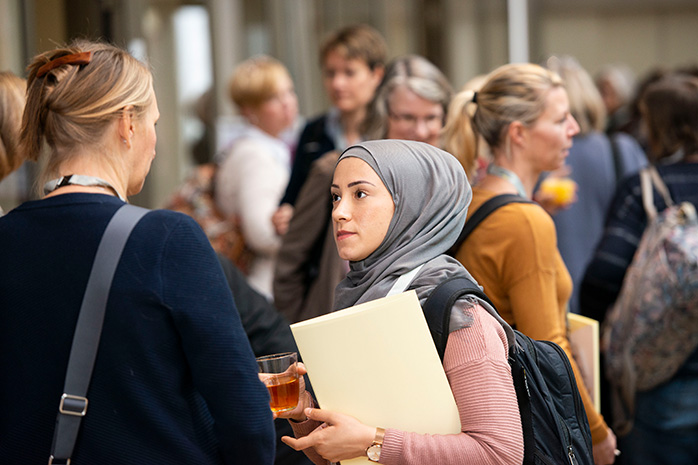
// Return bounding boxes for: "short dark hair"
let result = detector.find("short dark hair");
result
[319,24,387,71]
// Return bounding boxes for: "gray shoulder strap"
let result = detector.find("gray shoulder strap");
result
[50,204,148,464]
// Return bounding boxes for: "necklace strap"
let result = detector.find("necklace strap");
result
[486,164,528,199]
[44,175,126,202]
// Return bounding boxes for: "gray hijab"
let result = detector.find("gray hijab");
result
[333,140,477,310]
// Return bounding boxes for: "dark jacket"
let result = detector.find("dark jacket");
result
[280,114,336,207]
[274,151,347,324]
[217,254,313,465]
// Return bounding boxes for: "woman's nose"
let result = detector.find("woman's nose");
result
[568,115,581,136]
[332,198,350,222]
[284,90,297,107]
[331,74,347,90]
[414,120,431,140]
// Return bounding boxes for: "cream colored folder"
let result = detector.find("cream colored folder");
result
[290,290,461,465]
[568,313,600,412]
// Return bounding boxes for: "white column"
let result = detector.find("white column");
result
[0,0,26,72]
[208,0,245,120]
[442,0,481,89]
[136,3,183,208]
[507,0,529,63]
[266,0,320,117]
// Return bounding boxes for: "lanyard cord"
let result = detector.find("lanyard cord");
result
[486,164,528,199]
[44,175,126,202]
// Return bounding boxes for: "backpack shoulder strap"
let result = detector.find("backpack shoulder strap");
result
[609,134,624,184]
[422,276,495,361]
[447,194,533,257]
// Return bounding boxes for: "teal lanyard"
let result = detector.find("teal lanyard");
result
[487,164,528,199]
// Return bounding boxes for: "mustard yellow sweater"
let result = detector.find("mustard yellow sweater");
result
[455,188,608,445]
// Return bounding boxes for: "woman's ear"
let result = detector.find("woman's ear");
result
[371,65,385,88]
[118,106,135,149]
[508,120,527,148]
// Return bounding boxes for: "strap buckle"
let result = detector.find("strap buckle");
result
[48,455,70,464]
[59,393,88,417]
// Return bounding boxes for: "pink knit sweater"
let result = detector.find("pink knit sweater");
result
[290,303,524,464]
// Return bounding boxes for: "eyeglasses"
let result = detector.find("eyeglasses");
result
[388,111,443,129]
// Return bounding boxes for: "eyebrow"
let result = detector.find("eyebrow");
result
[330,180,377,189]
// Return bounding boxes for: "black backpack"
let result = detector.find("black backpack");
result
[422,276,594,465]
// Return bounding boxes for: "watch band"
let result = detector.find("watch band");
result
[366,427,386,462]
[373,427,385,445]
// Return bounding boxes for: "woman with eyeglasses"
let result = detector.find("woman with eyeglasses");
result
[362,54,453,147]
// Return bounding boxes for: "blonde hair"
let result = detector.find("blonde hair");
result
[319,24,387,71]
[228,55,292,109]
[444,63,563,170]
[362,55,453,141]
[442,90,479,178]
[546,55,606,134]
[0,71,26,181]
[20,39,153,187]
[442,75,490,179]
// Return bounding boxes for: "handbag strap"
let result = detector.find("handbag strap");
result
[640,166,673,222]
[49,204,148,465]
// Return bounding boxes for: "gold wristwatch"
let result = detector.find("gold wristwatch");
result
[366,427,386,462]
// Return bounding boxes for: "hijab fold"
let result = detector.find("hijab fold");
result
[332,140,477,310]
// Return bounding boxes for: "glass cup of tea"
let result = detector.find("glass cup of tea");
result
[256,352,300,413]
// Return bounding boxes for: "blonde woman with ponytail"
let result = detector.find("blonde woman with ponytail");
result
[451,63,619,465]
[0,40,275,464]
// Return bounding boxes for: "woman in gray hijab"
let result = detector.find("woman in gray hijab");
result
[279,140,523,464]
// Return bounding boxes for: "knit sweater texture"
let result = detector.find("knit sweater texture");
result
[291,303,524,464]
[0,193,275,464]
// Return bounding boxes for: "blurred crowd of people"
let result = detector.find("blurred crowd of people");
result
[2,21,698,465]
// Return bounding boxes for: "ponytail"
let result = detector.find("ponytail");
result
[442,89,479,179]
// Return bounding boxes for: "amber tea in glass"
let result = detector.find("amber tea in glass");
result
[256,352,300,413]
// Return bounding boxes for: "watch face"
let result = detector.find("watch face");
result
[367,444,381,461]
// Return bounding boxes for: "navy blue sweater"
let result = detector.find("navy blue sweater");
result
[0,193,275,464]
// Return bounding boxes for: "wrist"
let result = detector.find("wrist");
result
[288,391,313,422]
[366,427,386,462]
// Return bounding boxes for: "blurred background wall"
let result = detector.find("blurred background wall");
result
[1,0,697,209]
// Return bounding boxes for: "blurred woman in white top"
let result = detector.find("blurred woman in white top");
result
[215,55,298,298]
